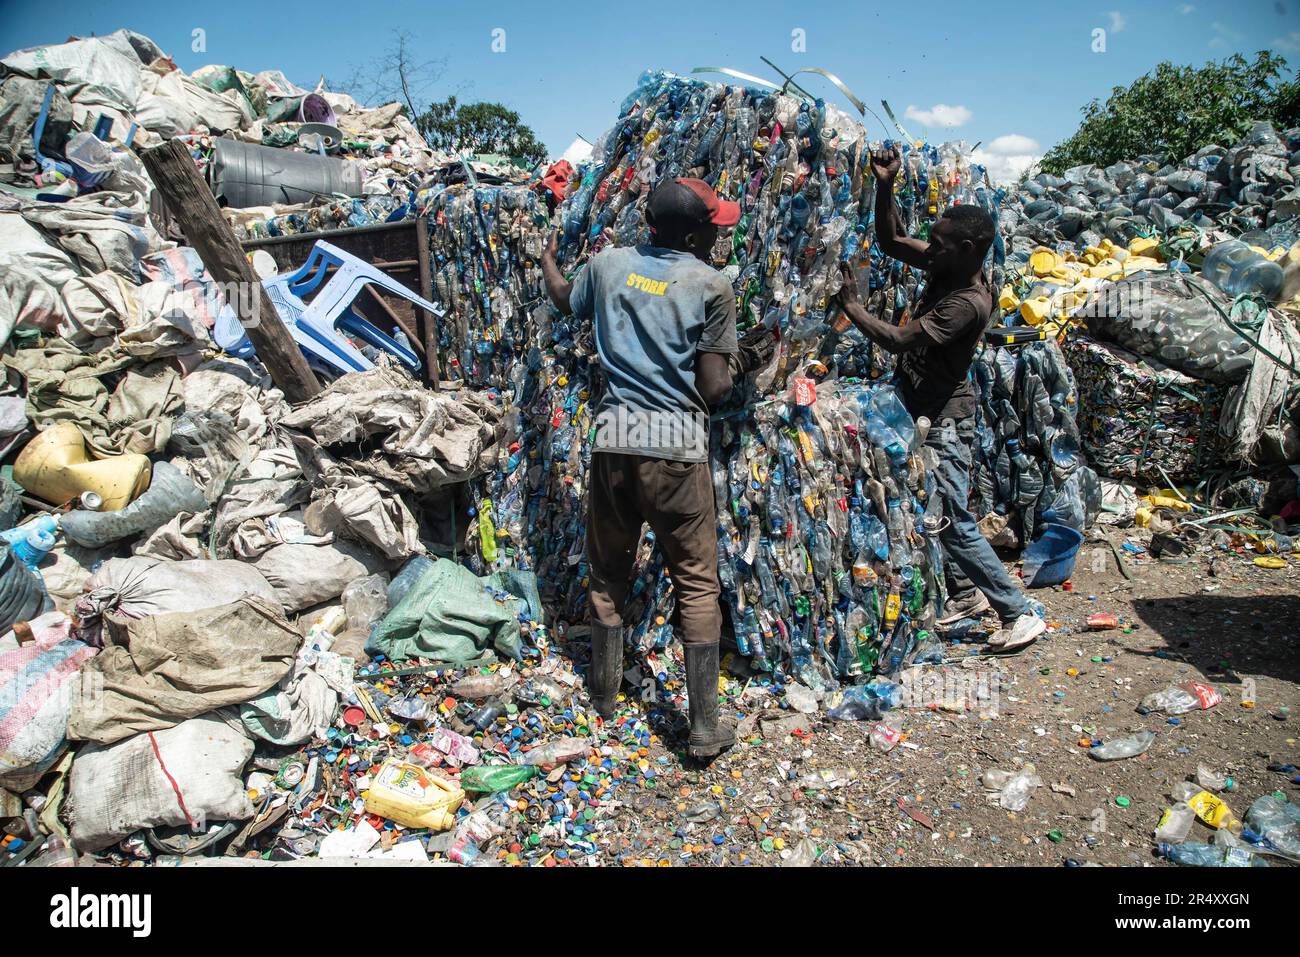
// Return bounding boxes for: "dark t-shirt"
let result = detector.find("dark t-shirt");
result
[895,279,992,423]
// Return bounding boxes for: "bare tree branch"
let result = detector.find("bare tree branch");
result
[336,30,447,117]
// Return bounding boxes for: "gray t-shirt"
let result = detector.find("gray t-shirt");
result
[570,245,738,462]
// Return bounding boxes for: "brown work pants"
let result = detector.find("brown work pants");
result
[586,451,722,646]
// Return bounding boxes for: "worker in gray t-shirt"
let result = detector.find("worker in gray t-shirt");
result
[542,177,774,759]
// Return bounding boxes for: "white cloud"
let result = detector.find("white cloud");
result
[903,103,972,128]
[1274,30,1300,52]
[1211,21,1244,44]
[972,134,1043,185]
[1107,11,1127,32]
[986,134,1042,155]
[1178,3,1195,13]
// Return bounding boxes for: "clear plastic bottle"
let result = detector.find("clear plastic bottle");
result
[997,765,1042,811]
[1195,765,1234,792]
[1243,794,1300,863]
[1158,842,1269,867]
[1138,682,1222,715]
[1154,803,1195,845]
[1089,729,1157,761]
[342,574,390,632]
[1201,239,1284,300]
[522,738,589,766]
[450,671,517,700]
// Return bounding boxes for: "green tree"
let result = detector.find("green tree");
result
[1040,52,1298,175]
[415,95,548,166]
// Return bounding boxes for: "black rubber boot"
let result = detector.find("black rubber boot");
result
[685,642,736,759]
[587,622,624,718]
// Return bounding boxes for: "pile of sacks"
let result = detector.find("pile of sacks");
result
[0,30,534,864]
[0,28,441,197]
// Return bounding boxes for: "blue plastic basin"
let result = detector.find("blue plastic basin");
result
[1021,523,1084,588]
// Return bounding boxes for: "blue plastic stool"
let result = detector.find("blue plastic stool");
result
[215,240,439,378]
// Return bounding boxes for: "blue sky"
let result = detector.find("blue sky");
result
[2,0,1297,180]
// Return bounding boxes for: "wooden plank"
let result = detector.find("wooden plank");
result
[362,284,425,358]
[141,139,322,402]
[415,217,439,388]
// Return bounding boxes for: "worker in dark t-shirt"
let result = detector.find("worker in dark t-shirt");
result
[833,145,1045,652]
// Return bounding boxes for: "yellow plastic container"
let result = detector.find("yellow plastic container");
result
[1029,249,1059,278]
[363,760,464,832]
[1141,494,1194,513]
[1128,236,1161,258]
[1020,297,1052,326]
[13,422,151,511]
[1186,790,1243,835]
[1086,259,1124,280]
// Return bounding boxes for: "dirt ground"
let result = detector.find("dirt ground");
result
[607,531,1299,867]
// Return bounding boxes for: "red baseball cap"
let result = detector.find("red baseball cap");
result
[648,177,741,231]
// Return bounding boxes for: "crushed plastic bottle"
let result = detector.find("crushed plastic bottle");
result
[1089,729,1157,761]
[1243,793,1300,863]
[1158,842,1269,867]
[1195,764,1235,792]
[784,682,820,714]
[1138,682,1223,715]
[342,574,390,633]
[1154,802,1196,845]
[984,764,1042,811]
[522,738,590,767]
[451,671,518,700]
[782,838,820,867]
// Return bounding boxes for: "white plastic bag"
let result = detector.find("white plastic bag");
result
[68,716,254,851]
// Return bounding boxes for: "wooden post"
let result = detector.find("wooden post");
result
[415,217,440,389]
[141,139,322,403]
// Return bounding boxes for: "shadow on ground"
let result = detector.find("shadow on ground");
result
[1128,592,1300,687]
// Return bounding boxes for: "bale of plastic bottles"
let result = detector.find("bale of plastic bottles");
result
[1001,121,1300,263]
[969,341,1100,549]
[464,71,1017,686]
[1062,334,1228,482]
[1075,272,1258,384]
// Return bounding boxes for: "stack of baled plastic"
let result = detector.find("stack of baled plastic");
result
[423,184,550,388]
[967,342,1101,549]
[467,71,1007,688]
[1001,122,1300,265]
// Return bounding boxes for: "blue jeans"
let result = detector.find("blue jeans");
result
[928,417,1029,624]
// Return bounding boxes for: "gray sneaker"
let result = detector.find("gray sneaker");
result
[937,592,992,627]
[989,613,1046,650]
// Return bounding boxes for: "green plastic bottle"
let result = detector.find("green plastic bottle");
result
[460,764,538,794]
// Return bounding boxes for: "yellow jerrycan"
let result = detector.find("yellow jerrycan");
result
[363,760,465,832]
[13,422,152,511]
